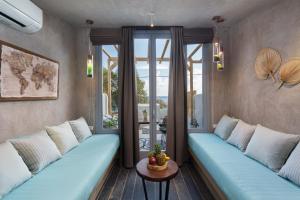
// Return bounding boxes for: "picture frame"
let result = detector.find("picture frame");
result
[0,40,59,101]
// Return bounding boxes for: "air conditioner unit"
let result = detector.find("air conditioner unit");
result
[0,0,43,33]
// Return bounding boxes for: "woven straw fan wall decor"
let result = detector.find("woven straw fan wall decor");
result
[254,48,300,89]
[278,58,300,89]
[255,48,282,82]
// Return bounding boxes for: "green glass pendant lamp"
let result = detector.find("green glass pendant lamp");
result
[86,19,94,78]
[87,54,93,78]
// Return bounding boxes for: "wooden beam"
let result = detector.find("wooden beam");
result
[191,59,202,64]
[113,45,119,52]
[102,49,111,58]
[147,46,150,64]
[109,61,118,70]
[107,61,119,116]
[159,40,170,64]
[109,56,170,62]
[189,62,194,120]
[138,57,169,62]
[107,60,112,115]
[188,44,202,60]
[108,56,172,65]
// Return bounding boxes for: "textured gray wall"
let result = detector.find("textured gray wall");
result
[0,13,78,141]
[227,0,300,134]
[75,28,96,129]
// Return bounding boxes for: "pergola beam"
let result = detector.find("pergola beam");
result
[108,57,171,63]
[192,59,202,64]
[188,44,202,60]
[107,59,118,70]
[189,59,194,120]
[159,39,170,64]
[113,45,119,52]
[107,61,118,115]
[102,49,111,58]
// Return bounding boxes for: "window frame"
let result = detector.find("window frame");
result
[186,43,212,133]
[95,45,120,134]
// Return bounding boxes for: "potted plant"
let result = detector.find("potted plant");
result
[142,109,148,122]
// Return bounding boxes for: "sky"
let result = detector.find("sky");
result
[101,41,203,98]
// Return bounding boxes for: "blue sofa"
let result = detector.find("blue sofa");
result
[188,133,300,200]
[3,134,119,200]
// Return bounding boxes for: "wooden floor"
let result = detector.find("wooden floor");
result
[97,162,214,200]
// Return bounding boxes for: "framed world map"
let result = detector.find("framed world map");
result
[0,41,59,101]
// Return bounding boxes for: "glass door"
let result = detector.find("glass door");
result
[134,31,171,158]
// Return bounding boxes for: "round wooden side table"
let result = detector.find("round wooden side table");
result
[136,158,179,200]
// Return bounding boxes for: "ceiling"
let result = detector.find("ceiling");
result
[32,0,279,28]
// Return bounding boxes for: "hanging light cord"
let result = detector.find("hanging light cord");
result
[89,69,93,131]
[88,31,91,55]
[149,0,155,27]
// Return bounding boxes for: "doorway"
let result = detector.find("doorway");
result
[134,31,171,158]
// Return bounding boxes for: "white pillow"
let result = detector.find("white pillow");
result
[279,143,300,186]
[0,142,32,198]
[10,131,62,173]
[227,120,256,151]
[46,122,79,154]
[245,125,299,171]
[214,115,238,140]
[69,117,92,142]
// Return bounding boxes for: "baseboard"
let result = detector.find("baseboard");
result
[188,148,227,200]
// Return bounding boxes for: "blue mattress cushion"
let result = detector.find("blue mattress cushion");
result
[3,134,119,200]
[188,133,300,200]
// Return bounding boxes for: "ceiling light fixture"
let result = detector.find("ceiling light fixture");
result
[149,12,155,27]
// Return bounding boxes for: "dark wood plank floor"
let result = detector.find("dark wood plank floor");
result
[97,162,214,200]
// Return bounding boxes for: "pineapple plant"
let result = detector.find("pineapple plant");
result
[154,144,161,155]
[148,144,171,167]
[154,144,170,166]
[156,152,166,166]
[147,151,155,158]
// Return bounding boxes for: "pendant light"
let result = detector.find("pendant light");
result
[148,12,155,27]
[86,19,94,78]
[212,16,225,71]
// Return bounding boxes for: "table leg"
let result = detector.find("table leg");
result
[159,181,162,200]
[165,180,170,200]
[142,178,148,200]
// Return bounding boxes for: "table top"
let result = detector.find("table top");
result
[136,158,179,182]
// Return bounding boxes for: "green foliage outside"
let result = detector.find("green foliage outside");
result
[102,68,148,128]
[103,68,118,112]
[102,69,148,110]
[136,72,148,104]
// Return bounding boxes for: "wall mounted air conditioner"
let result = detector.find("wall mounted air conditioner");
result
[0,0,43,33]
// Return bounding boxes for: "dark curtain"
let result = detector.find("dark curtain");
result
[166,27,187,166]
[119,27,139,168]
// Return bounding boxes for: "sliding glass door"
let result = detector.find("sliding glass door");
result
[134,31,171,158]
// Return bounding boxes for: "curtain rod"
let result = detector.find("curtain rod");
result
[121,26,183,30]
